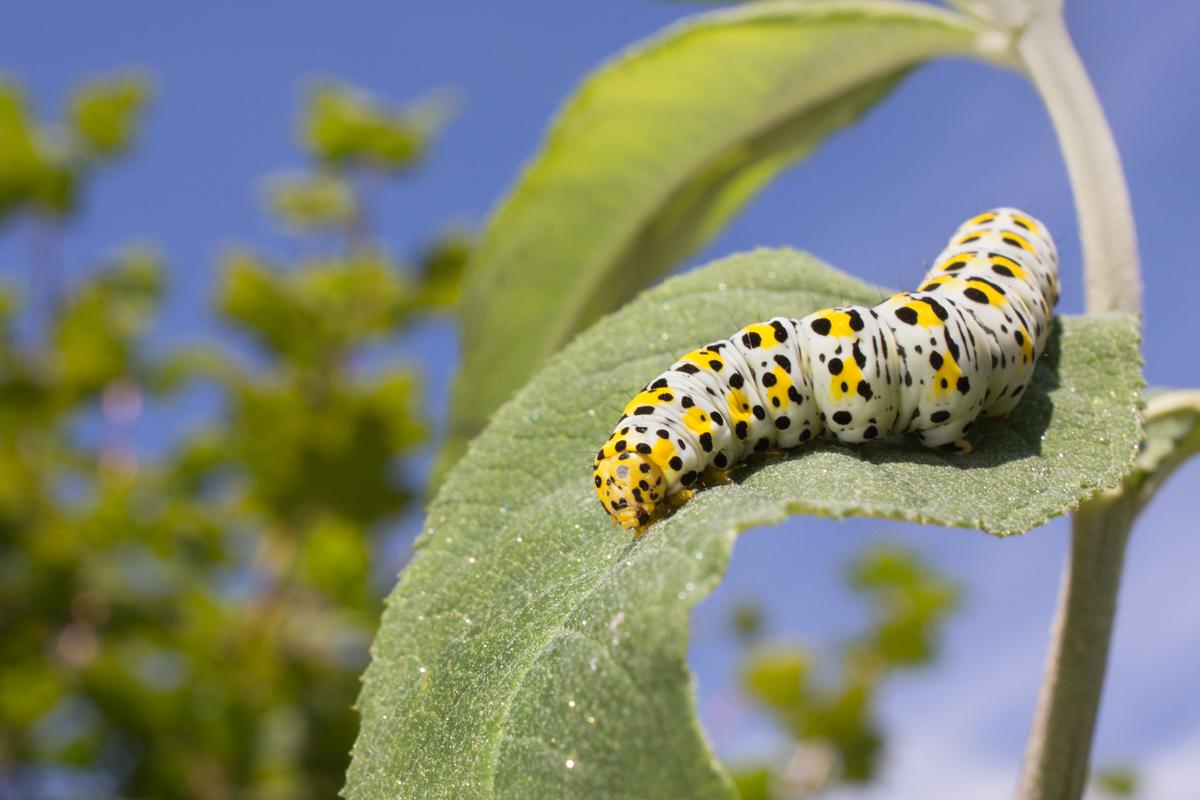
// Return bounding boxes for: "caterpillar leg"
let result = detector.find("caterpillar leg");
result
[937,439,973,455]
[742,447,787,465]
[631,489,693,539]
[631,468,726,538]
[667,489,693,507]
[700,465,736,486]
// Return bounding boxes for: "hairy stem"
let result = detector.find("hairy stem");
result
[1012,4,1145,799]
[1017,8,1140,315]
[1018,391,1200,799]
[1017,490,1137,800]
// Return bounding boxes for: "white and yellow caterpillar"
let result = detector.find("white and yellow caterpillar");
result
[594,209,1059,534]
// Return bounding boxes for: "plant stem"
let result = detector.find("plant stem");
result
[1016,8,1140,315]
[1016,490,1136,800]
[1018,390,1200,800]
[1011,5,1144,799]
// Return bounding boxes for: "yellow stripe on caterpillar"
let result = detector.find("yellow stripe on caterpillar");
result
[594,208,1058,535]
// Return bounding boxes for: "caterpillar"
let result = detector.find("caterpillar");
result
[593,208,1059,535]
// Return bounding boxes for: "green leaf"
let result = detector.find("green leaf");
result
[745,649,809,708]
[29,144,77,216]
[221,370,421,525]
[0,81,75,220]
[348,250,1141,800]
[1092,765,1139,798]
[68,73,151,159]
[730,768,774,800]
[1129,388,1200,508]
[442,0,1010,482]
[848,544,961,666]
[301,83,428,170]
[55,247,163,395]
[417,228,473,308]
[0,83,42,215]
[218,251,415,365]
[299,516,371,604]
[263,171,357,231]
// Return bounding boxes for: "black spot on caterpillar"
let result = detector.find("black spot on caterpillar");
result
[594,209,1059,534]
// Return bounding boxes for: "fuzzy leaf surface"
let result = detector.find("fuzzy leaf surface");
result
[348,249,1141,800]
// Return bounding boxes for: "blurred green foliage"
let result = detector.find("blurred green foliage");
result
[264,173,358,232]
[69,74,151,160]
[1093,764,1140,797]
[0,76,469,799]
[729,543,962,799]
[0,73,149,219]
[301,81,453,172]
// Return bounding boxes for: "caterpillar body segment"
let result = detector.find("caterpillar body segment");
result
[723,318,821,450]
[594,209,1059,535]
[875,290,991,448]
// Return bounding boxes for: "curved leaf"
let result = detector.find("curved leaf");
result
[441,0,1010,479]
[348,250,1141,800]
[1130,389,1200,508]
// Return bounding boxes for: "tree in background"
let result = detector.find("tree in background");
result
[0,74,467,800]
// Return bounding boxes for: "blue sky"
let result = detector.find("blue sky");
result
[2,1,1198,797]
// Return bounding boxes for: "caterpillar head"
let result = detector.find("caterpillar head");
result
[593,452,666,532]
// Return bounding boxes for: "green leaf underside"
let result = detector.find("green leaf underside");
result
[443,0,1001,478]
[348,250,1141,800]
